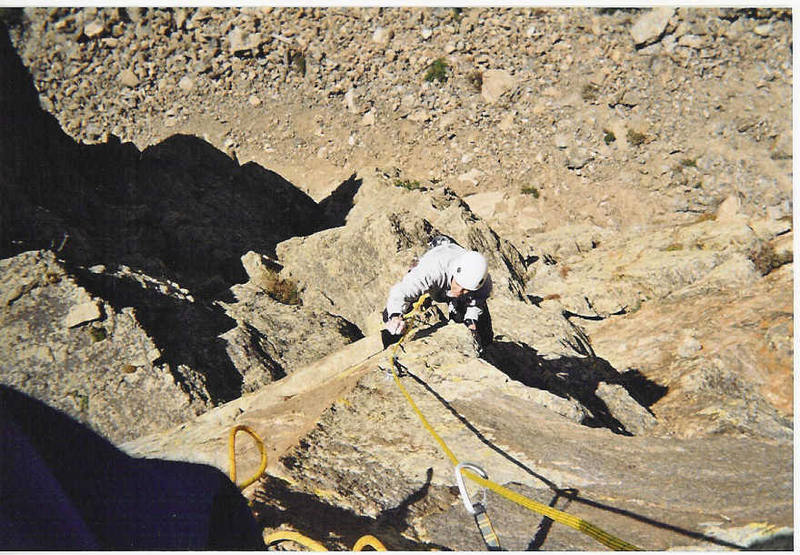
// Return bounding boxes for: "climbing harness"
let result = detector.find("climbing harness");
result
[455,462,502,551]
[388,294,642,551]
[228,424,268,490]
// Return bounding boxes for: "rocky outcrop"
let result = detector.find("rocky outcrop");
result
[0,23,366,440]
[5,7,791,238]
[276,168,528,335]
[123,321,792,551]
[0,250,205,443]
[122,162,791,547]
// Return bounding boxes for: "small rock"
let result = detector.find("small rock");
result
[565,147,593,170]
[344,89,358,114]
[372,27,393,45]
[248,95,262,107]
[617,89,642,107]
[83,19,105,39]
[65,301,102,328]
[481,69,516,104]
[753,24,772,37]
[554,134,570,149]
[716,195,740,222]
[408,109,430,122]
[498,112,514,131]
[630,7,675,46]
[678,34,705,48]
[178,76,194,91]
[677,337,703,358]
[458,168,483,185]
[361,110,375,126]
[241,250,280,286]
[421,28,433,40]
[228,28,256,54]
[119,69,139,88]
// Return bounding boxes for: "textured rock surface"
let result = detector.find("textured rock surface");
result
[277,168,528,334]
[124,323,792,551]
[6,6,791,243]
[0,25,365,439]
[0,250,205,443]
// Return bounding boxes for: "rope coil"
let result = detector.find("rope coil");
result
[265,531,387,551]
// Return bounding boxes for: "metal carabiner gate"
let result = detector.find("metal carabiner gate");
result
[454,462,502,551]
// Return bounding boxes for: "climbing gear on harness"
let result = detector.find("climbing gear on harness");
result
[455,462,502,551]
[228,425,268,490]
[387,296,643,551]
[452,250,488,291]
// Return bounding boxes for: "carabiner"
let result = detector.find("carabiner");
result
[454,462,489,515]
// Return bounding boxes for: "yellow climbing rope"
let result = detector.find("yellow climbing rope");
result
[228,424,268,490]
[264,530,327,551]
[264,530,387,551]
[352,534,388,551]
[389,295,642,551]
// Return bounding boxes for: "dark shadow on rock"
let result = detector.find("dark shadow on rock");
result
[318,172,363,228]
[570,495,745,551]
[397,361,559,492]
[527,489,577,550]
[70,265,244,404]
[251,471,449,551]
[746,532,793,550]
[409,320,449,341]
[2,22,333,297]
[0,22,358,404]
[481,340,667,436]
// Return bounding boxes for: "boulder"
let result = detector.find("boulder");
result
[630,7,675,46]
[481,69,516,104]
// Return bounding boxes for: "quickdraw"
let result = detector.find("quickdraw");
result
[455,462,502,551]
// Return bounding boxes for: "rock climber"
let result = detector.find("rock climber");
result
[382,236,493,356]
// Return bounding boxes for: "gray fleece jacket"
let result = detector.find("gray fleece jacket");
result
[385,243,492,321]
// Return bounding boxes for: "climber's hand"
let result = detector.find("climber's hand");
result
[386,315,406,335]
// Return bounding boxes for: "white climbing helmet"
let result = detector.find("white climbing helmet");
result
[452,250,488,291]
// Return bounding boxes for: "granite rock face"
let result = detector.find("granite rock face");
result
[276,169,528,335]
[1,6,792,550]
